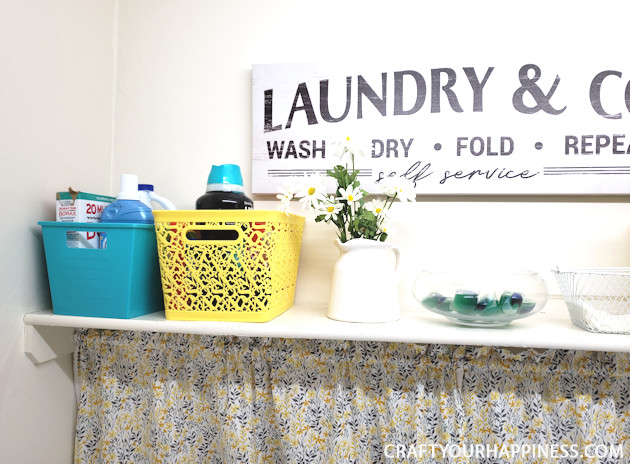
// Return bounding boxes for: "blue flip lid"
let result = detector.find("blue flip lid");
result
[206,164,245,192]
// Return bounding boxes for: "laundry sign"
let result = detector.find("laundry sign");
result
[252,62,630,195]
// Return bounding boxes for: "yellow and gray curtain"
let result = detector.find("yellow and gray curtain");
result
[74,329,630,463]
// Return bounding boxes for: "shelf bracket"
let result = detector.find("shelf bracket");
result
[24,324,75,365]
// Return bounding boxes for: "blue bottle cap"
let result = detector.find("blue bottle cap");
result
[100,199,154,224]
[206,164,245,192]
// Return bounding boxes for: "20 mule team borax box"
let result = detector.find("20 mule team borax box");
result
[56,189,115,248]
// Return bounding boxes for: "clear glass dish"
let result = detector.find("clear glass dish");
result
[413,270,549,327]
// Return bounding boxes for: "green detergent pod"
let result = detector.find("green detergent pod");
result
[452,290,478,315]
[421,292,446,309]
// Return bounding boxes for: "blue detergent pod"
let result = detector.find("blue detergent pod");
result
[499,291,521,315]
[510,292,523,308]
[518,298,536,314]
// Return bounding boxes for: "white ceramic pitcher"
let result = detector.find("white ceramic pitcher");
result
[327,238,401,323]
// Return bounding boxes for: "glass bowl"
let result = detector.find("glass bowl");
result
[413,270,549,327]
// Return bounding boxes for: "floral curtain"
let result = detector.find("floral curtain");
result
[74,329,630,463]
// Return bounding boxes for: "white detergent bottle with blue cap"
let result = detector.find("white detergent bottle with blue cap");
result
[101,174,154,224]
[138,184,176,210]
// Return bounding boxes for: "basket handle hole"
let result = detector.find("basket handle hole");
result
[186,229,240,241]
[65,230,106,249]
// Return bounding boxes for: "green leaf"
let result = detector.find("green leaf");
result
[327,166,347,186]
[350,209,378,239]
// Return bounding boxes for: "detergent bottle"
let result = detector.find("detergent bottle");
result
[138,184,176,210]
[100,174,154,224]
[196,164,253,210]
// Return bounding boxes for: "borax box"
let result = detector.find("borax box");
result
[56,189,115,248]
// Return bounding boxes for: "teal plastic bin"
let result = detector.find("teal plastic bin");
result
[38,221,164,318]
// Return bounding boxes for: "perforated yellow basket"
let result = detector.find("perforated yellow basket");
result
[153,210,304,322]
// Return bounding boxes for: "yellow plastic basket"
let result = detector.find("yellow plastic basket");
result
[153,210,304,322]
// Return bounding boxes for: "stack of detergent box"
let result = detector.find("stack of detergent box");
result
[39,175,173,319]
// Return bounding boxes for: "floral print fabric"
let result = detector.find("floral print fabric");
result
[74,329,630,463]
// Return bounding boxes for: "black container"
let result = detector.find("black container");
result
[195,164,253,240]
[196,164,253,211]
[196,190,253,210]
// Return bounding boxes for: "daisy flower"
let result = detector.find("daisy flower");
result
[377,177,396,197]
[276,184,294,215]
[317,197,343,221]
[295,175,326,209]
[338,186,363,203]
[378,177,416,202]
[365,199,387,216]
[331,136,367,164]
[379,217,397,237]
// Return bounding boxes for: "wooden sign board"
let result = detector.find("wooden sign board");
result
[252,62,630,195]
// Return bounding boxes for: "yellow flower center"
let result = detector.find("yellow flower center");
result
[308,187,316,196]
[348,195,354,201]
[346,136,351,142]
[326,206,334,213]
[375,207,382,213]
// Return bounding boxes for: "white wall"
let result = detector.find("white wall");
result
[2,0,630,461]
[0,0,115,462]
[113,0,630,307]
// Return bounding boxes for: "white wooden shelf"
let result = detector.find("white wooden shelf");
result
[23,297,630,363]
